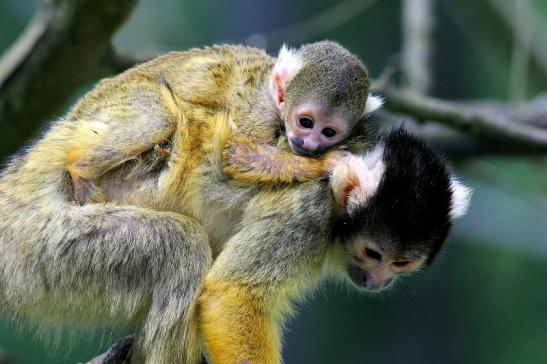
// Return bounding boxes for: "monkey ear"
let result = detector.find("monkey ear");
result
[269,44,303,108]
[449,177,472,220]
[363,94,384,116]
[330,151,385,214]
[330,157,361,209]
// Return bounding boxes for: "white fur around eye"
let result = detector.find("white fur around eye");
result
[449,178,472,220]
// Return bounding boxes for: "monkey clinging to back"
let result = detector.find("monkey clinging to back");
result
[67,41,382,203]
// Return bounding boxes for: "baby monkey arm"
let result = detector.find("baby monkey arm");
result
[222,133,349,184]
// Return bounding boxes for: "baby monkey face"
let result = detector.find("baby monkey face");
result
[346,238,426,291]
[285,102,349,157]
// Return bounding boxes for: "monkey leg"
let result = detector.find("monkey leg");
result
[65,76,183,204]
[0,203,211,364]
[199,185,333,364]
[200,279,282,364]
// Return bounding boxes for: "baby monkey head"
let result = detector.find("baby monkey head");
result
[269,41,383,157]
[330,129,472,291]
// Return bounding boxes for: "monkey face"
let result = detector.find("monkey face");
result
[284,102,349,157]
[331,128,472,292]
[345,238,426,291]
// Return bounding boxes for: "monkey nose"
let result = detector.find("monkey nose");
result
[289,136,304,148]
[348,264,369,287]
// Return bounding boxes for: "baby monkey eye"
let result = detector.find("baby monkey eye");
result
[298,117,314,128]
[393,261,410,267]
[322,128,337,137]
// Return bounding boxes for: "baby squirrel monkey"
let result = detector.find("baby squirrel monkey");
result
[67,41,382,204]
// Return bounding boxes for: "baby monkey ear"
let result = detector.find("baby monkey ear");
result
[269,44,304,107]
[363,94,384,116]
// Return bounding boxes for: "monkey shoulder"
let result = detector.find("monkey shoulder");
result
[242,182,335,230]
[294,182,336,225]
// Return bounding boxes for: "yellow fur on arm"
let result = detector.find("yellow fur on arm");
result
[222,135,329,184]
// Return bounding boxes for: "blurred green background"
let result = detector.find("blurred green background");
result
[1,0,546,363]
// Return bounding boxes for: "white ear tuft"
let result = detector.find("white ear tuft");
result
[269,44,304,106]
[275,44,303,79]
[363,94,384,116]
[330,149,385,215]
[449,178,472,220]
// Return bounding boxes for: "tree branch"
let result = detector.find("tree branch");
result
[0,0,138,155]
[84,334,208,364]
[371,109,545,159]
[374,85,547,151]
[85,335,134,364]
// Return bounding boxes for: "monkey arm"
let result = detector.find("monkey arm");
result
[199,185,334,363]
[222,134,348,184]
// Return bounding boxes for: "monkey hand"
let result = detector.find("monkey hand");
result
[321,149,353,176]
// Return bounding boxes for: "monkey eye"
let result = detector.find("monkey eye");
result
[393,261,410,267]
[322,128,337,137]
[365,248,382,261]
[298,117,314,128]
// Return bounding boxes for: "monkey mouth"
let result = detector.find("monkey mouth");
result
[347,264,391,292]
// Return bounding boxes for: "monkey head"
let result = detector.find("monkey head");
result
[269,41,383,157]
[330,128,472,291]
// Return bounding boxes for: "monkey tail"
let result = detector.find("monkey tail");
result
[209,111,237,179]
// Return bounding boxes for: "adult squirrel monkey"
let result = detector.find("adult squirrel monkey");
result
[199,127,471,364]
[64,41,382,204]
